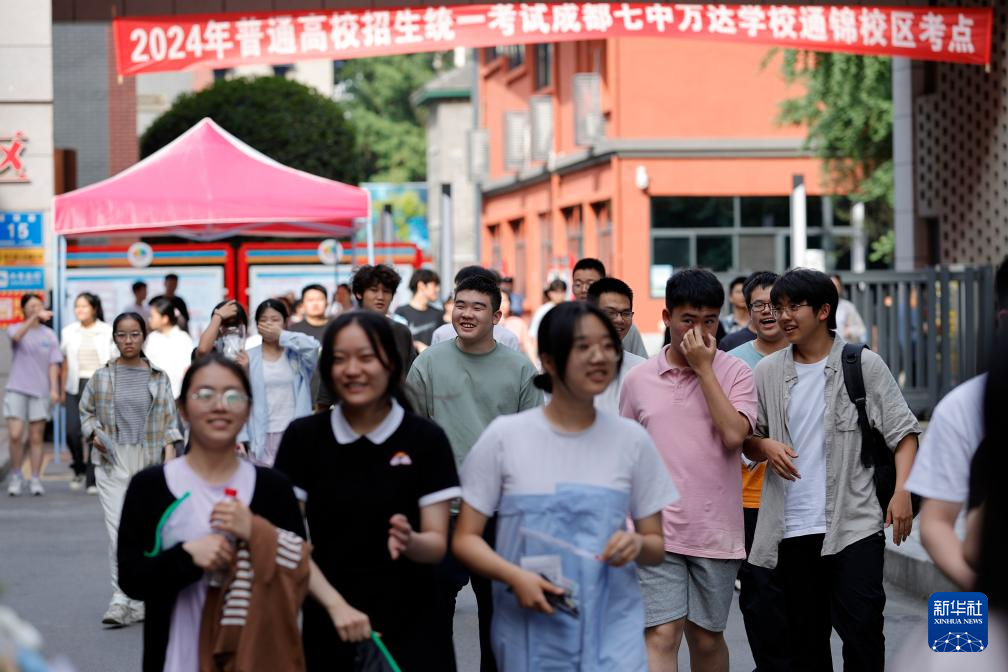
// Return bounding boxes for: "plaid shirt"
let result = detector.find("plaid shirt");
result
[79,358,182,450]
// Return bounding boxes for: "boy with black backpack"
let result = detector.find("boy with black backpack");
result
[743,268,920,671]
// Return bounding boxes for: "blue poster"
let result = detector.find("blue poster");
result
[360,183,429,251]
[928,592,988,652]
[0,212,44,247]
[0,267,44,290]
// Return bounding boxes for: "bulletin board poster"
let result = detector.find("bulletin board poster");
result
[64,266,226,338]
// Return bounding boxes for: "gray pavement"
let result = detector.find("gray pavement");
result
[1,454,928,671]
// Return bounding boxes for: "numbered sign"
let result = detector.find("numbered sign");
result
[0,212,44,248]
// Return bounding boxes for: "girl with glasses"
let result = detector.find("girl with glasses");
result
[115,353,353,672]
[274,311,460,670]
[79,312,182,628]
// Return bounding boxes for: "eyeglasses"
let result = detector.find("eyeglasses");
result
[114,331,144,341]
[189,387,250,409]
[770,302,811,318]
[602,308,634,322]
[749,301,772,313]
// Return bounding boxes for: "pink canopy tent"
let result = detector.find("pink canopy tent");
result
[54,116,368,240]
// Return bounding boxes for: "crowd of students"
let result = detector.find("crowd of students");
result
[3,256,1006,672]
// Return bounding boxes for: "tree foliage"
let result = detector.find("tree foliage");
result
[775,51,895,264]
[338,53,441,183]
[140,76,361,183]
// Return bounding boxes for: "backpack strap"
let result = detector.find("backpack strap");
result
[840,343,874,469]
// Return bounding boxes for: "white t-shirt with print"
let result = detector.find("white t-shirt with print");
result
[783,358,828,539]
[461,407,678,520]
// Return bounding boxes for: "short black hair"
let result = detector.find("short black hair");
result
[586,277,633,308]
[319,311,412,412]
[573,257,606,277]
[533,301,623,393]
[728,275,747,292]
[770,268,838,331]
[301,283,327,300]
[352,264,401,300]
[255,298,289,324]
[453,265,500,285]
[409,268,441,294]
[454,274,502,312]
[996,255,1008,310]
[149,297,178,325]
[546,278,567,293]
[165,273,179,282]
[665,268,725,313]
[131,281,147,293]
[19,293,42,310]
[742,271,780,306]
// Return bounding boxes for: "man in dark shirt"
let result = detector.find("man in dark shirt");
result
[288,284,330,406]
[394,268,444,352]
[148,273,189,331]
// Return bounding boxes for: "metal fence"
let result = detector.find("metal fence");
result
[836,266,998,417]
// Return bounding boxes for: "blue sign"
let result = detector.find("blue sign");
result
[0,267,44,291]
[0,212,44,247]
[929,592,988,652]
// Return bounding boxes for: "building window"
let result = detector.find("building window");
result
[485,45,525,69]
[594,201,613,274]
[534,44,554,89]
[649,195,851,297]
[273,64,293,78]
[539,213,553,291]
[564,206,583,261]
[511,219,526,300]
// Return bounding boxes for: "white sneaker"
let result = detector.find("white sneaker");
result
[69,474,85,491]
[126,603,145,624]
[86,485,98,495]
[29,479,44,496]
[7,478,22,497]
[102,603,130,627]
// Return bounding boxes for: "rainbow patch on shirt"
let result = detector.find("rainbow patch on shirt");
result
[389,451,412,467]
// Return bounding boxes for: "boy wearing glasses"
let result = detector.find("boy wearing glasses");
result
[620,268,756,672]
[743,268,920,670]
[585,277,646,413]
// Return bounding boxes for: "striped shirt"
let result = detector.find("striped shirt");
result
[77,328,102,379]
[115,364,153,445]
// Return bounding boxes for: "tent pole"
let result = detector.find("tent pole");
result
[366,190,375,265]
[53,235,67,465]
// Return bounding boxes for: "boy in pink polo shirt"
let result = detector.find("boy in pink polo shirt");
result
[620,268,756,672]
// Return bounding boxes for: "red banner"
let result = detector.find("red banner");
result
[113,4,993,76]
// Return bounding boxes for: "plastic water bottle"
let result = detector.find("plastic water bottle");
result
[209,488,238,587]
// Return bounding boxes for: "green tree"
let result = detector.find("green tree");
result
[338,53,441,182]
[140,76,361,183]
[774,51,895,265]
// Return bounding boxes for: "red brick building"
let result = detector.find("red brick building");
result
[478,37,834,325]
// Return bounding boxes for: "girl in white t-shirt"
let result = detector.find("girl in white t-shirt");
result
[245,299,319,466]
[453,301,678,672]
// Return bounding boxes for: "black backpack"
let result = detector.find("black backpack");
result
[840,343,921,517]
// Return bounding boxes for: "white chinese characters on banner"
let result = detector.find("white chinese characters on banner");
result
[117,3,991,75]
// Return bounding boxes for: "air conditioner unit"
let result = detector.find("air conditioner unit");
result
[573,72,604,147]
[468,129,489,182]
[504,110,529,171]
[529,95,554,162]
